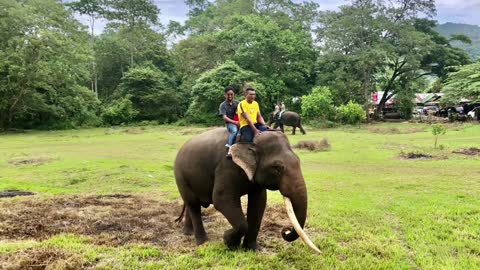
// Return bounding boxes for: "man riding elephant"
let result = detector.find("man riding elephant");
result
[269,110,306,135]
[174,127,319,253]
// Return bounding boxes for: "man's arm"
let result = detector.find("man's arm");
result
[257,112,266,125]
[223,114,238,125]
[219,103,238,125]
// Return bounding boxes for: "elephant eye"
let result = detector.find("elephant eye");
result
[272,164,285,175]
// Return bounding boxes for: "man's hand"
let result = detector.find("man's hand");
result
[233,121,239,127]
[254,128,262,137]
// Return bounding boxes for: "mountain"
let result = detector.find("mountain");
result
[435,23,480,61]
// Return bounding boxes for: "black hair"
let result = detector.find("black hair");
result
[245,87,256,92]
[224,86,235,93]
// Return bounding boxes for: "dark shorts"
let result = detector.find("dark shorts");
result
[240,123,268,143]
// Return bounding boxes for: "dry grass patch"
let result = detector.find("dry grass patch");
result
[453,147,480,156]
[0,195,299,253]
[0,247,89,270]
[8,157,51,167]
[121,128,145,135]
[294,139,331,152]
[368,127,424,134]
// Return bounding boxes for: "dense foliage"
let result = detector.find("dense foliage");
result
[301,87,335,122]
[337,101,367,125]
[442,61,480,103]
[0,0,476,129]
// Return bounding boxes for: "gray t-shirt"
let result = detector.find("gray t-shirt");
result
[219,100,239,122]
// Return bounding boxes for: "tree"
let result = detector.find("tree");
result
[186,61,260,124]
[442,61,480,103]
[431,124,446,149]
[315,0,439,120]
[114,64,180,123]
[95,27,176,101]
[66,0,105,96]
[103,0,160,65]
[0,0,98,129]
[414,18,471,80]
[175,13,316,109]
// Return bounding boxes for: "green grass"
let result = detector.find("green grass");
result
[1,123,479,269]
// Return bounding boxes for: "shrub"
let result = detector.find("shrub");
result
[337,101,366,125]
[301,86,335,121]
[115,64,180,123]
[431,124,446,149]
[102,97,139,126]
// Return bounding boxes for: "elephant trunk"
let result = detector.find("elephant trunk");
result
[279,175,321,254]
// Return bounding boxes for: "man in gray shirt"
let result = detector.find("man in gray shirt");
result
[218,86,239,158]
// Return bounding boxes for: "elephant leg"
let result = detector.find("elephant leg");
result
[292,126,296,135]
[299,124,306,135]
[243,188,267,250]
[280,124,284,133]
[213,194,247,249]
[187,203,208,245]
[183,210,193,235]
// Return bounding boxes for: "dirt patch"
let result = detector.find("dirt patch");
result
[8,157,50,166]
[121,129,145,135]
[294,139,331,152]
[399,152,433,160]
[453,147,480,156]
[0,190,35,198]
[0,195,300,253]
[0,247,89,270]
[368,127,424,134]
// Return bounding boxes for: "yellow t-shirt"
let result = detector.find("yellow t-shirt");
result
[238,100,260,128]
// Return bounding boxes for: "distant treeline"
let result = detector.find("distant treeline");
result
[1,0,477,129]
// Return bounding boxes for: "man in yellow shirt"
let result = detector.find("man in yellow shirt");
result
[237,87,268,143]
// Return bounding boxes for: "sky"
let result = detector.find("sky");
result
[76,0,480,35]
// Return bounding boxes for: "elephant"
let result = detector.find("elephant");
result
[174,128,319,253]
[268,111,306,135]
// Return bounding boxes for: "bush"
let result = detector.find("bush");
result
[115,64,181,124]
[431,124,446,149]
[301,86,335,121]
[102,97,139,126]
[336,101,366,125]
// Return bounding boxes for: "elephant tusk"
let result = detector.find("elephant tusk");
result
[284,196,321,254]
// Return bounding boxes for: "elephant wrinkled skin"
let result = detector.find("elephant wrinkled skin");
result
[174,128,319,253]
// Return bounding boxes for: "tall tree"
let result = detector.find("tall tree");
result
[316,0,438,119]
[103,0,160,65]
[442,61,480,103]
[0,0,98,129]
[66,0,105,96]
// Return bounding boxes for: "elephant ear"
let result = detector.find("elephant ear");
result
[230,143,257,181]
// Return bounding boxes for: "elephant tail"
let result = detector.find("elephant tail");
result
[175,204,186,223]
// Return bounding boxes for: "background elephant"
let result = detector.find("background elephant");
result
[268,111,306,135]
[174,128,319,253]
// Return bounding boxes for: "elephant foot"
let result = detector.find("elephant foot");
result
[195,234,208,245]
[242,240,258,251]
[223,229,242,250]
[183,226,193,236]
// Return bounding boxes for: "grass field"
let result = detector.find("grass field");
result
[0,123,479,269]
